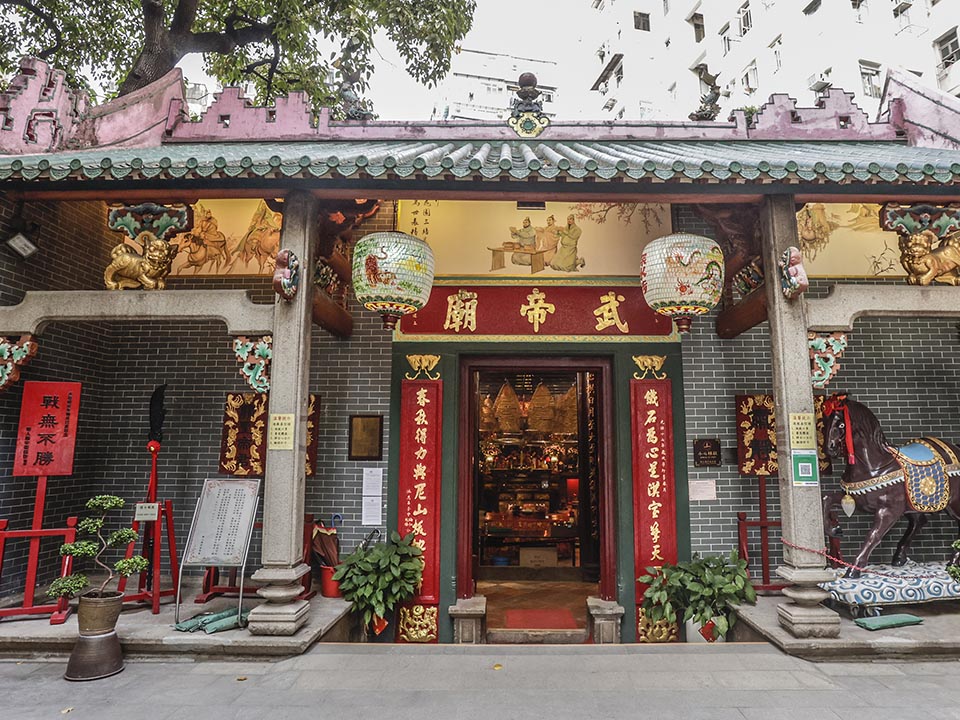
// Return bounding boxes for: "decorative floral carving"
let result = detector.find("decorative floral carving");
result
[636,608,678,643]
[0,334,37,393]
[233,336,272,392]
[809,332,848,389]
[632,355,666,380]
[398,604,438,643]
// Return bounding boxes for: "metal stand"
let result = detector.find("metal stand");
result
[116,441,179,613]
[194,513,315,603]
[0,475,78,624]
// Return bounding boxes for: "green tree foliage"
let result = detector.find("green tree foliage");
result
[0,0,476,111]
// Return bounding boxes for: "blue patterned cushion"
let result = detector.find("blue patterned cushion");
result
[820,561,960,608]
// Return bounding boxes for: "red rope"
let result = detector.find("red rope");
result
[780,538,943,580]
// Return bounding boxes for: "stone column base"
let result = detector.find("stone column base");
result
[587,596,624,644]
[247,563,311,636]
[776,565,840,639]
[448,596,486,644]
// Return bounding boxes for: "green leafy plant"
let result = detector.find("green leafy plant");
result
[638,549,757,640]
[333,531,424,632]
[948,540,960,583]
[47,495,149,599]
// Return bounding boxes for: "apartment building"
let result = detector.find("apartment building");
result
[581,0,958,120]
[431,49,559,121]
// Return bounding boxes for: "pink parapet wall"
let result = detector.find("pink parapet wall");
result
[884,67,960,151]
[0,57,184,155]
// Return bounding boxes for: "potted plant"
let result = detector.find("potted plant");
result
[638,549,756,642]
[47,495,148,681]
[332,531,423,641]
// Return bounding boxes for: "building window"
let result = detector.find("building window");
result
[663,0,670,15]
[720,23,732,55]
[614,63,624,87]
[667,82,677,100]
[803,0,821,14]
[851,0,869,22]
[602,97,617,111]
[690,13,705,42]
[741,61,759,94]
[769,35,783,72]
[859,61,882,98]
[738,3,753,36]
[937,29,960,71]
[635,11,651,30]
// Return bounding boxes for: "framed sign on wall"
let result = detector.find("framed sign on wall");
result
[349,414,383,461]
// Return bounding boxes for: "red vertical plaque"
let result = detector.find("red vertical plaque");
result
[14,381,82,477]
[397,379,443,606]
[631,379,677,623]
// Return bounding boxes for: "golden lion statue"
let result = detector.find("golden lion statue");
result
[104,231,179,290]
[899,229,960,286]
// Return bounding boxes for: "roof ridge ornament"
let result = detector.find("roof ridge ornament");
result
[508,72,549,138]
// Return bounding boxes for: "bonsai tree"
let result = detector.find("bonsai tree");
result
[333,531,423,635]
[48,495,149,599]
[638,549,757,641]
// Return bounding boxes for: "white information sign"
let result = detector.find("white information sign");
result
[688,480,718,502]
[362,467,383,495]
[134,502,160,522]
[182,478,261,566]
[362,496,383,526]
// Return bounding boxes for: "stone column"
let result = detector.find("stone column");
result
[247,191,318,636]
[760,195,840,639]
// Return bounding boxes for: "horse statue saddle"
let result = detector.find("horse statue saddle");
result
[891,438,960,513]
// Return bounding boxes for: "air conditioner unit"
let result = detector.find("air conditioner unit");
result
[808,73,831,91]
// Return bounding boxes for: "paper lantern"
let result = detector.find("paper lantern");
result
[352,232,435,329]
[640,233,724,333]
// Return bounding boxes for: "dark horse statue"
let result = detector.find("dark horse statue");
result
[821,394,960,578]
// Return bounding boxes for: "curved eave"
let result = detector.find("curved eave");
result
[1,141,959,192]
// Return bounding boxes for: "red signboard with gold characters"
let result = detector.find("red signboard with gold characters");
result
[14,381,81,477]
[398,285,671,337]
[631,378,678,640]
[396,378,443,643]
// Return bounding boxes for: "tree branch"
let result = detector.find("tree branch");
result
[1,0,63,60]
[140,0,167,50]
[169,0,199,35]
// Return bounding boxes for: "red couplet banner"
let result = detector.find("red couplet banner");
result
[14,381,82,477]
[630,379,677,609]
[397,379,443,605]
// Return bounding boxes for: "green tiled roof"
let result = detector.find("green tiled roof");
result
[2,140,959,186]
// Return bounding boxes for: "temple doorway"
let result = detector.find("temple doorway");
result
[459,357,613,641]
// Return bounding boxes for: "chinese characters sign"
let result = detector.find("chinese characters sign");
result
[631,379,677,607]
[399,285,672,338]
[398,380,442,606]
[735,394,832,477]
[14,381,81,477]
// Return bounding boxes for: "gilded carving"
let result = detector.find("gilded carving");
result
[398,604,438,643]
[104,231,179,290]
[632,355,666,380]
[405,354,440,380]
[636,608,678,643]
[900,230,960,286]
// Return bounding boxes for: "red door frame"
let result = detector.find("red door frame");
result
[456,356,617,601]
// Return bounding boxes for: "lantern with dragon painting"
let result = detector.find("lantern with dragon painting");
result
[640,233,724,333]
[352,232,435,329]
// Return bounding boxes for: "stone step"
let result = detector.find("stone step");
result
[486,628,589,644]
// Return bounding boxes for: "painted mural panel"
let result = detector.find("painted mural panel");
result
[799,203,905,278]
[169,199,282,276]
[396,200,671,277]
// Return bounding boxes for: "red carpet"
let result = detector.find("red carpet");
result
[503,608,579,629]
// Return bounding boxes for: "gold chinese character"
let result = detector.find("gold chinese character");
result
[651,544,664,561]
[644,388,659,405]
[650,521,661,544]
[648,460,661,479]
[415,408,428,425]
[593,292,629,333]
[414,447,427,460]
[645,446,660,460]
[647,480,661,497]
[413,482,427,500]
[413,503,428,517]
[644,409,657,426]
[413,463,427,481]
[647,499,663,518]
[413,538,426,551]
[410,519,426,536]
[443,290,478,333]
[416,387,431,407]
[519,288,556,333]
[646,427,659,445]
[414,427,427,444]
